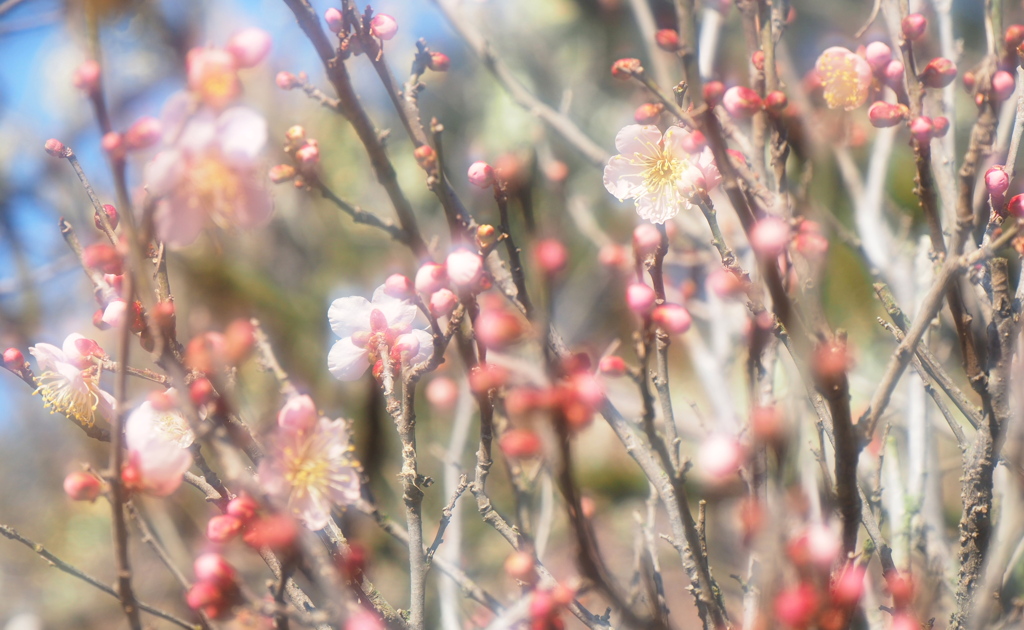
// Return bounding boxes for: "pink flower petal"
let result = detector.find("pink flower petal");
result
[613,124,662,157]
[370,285,417,332]
[603,156,647,200]
[328,296,373,337]
[154,198,206,248]
[28,343,65,371]
[217,107,267,168]
[144,151,185,198]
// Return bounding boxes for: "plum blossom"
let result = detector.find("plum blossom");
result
[327,284,432,381]
[258,413,362,530]
[29,333,115,427]
[603,125,721,224]
[123,399,194,496]
[144,92,272,248]
[815,47,872,111]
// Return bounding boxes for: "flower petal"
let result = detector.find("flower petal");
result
[217,107,267,168]
[408,329,434,367]
[614,124,662,157]
[603,155,648,200]
[327,338,370,381]
[144,150,185,198]
[234,176,274,228]
[154,198,206,248]
[662,126,696,160]
[371,285,417,332]
[635,186,687,224]
[328,296,373,337]
[177,109,218,157]
[28,343,64,372]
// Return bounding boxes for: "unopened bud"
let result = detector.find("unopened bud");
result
[533,239,568,274]
[224,319,255,364]
[749,217,790,257]
[901,13,927,41]
[269,164,297,183]
[324,8,343,33]
[151,301,175,331]
[867,101,908,128]
[190,377,216,406]
[992,70,1015,101]
[610,57,643,79]
[227,493,258,522]
[680,129,707,153]
[446,249,484,288]
[276,71,299,90]
[722,85,763,118]
[64,471,102,501]
[428,52,450,71]
[94,204,119,231]
[207,514,243,542]
[227,28,272,68]
[751,50,765,71]
[633,102,664,124]
[429,289,458,318]
[242,514,298,550]
[633,223,662,256]
[101,132,125,159]
[1007,24,1024,52]
[413,144,436,170]
[909,116,934,143]
[703,81,725,107]
[655,29,680,52]
[1007,194,1024,218]
[124,117,161,151]
[920,57,957,89]
[864,41,893,73]
[194,553,237,586]
[415,263,447,294]
[697,433,742,483]
[475,309,523,349]
[285,125,306,145]
[476,224,497,247]
[626,282,656,314]
[3,347,25,374]
[499,429,542,458]
[765,90,788,114]
[882,59,905,86]
[986,166,1010,196]
[72,60,101,94]
[467,161,494,188]
[383,273,414,298]
[651,304,692,334]
[504,551,537,582]
[295,143,320,168]
[931,116,949,137]
[425,377,458,410]
[44,138,67,158]
[369,14,398,40]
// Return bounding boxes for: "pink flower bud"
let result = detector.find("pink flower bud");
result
[703,81,725,107]
[680,129,707,153]
[190,377,216,406]
[429,288,458,317]
[901,13,927,41]
[72,60,101,94]
[992,70,1015,101]
[269,164,297,183]
[633,223,662,256]
[295,143,320,168]
[722,85,763,118]
[64,471,102,501]
[749,217,790,257]
[425,377,458,410]
[207,514,244,542]
[610,58,643,79]
[100,132,124,159]
[324,8,343,33]
[428,52,450,71]
[383,273,414,298]
[534,239,568,274]
[3,347,25,374]
[415,263,447,294]
[278,394,318,432]
[867,101,907,128]
[831,564,867,606]
[504,551,537,582]
[1008,194,1024,218]
[392,334,421,362]
[446,249,484,288]
[774,584,819,627]
[626,283,656,314]
[475,310,523,349]
[909,116,934,143]
[194,552,236,586]
[751,50,765,71]
[369,14,398,40]
[346,611,385,630]
[598,355,627,376]
[82,244,123,274]
[655,29,680,52]
[920,57,957,89]
[633,102,664,124]
[94,204,119,231]
[651,304,693,334]
[697,433,742,482]
[931,116,950,137]
[986,166,1010,196]
[226,493,258,522]
[707,268,745,297]
[467,161,494,188]
[764,90,788,114]
[44,138,66,158]
[241,514,298,550]
[864,41,893,73]
[883,59,905,86]
[276,71,299,89]
[227,28,272,68]
[186,581,226,613]
[1007,24,1024,52]
[499,429,543,458]
[414,145,436,170]
[123,116,161,151]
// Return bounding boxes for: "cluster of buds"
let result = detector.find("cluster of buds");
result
[186,553,241,619]
[68,60,163,158]
[528,583,576,630]
[505,354,604,431]
[206,488,300,552]
[403,248,489,319]
[270,125,320,187]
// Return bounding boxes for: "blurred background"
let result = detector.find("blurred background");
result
[0,0,1007,628]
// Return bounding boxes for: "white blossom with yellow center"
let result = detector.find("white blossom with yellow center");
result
[29,335,115,427]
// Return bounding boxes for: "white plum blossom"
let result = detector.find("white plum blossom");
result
[29,333,115,427]
[144,91,272,248]
[258,415,362,530]
[123,400,194,496]
[603,124,721,224]
[327,284,432,381]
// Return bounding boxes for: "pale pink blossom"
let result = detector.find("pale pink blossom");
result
[144,92,271,247]
[29,334,115,427]
[187,48,240,108]
[226,28,272,68]
[124,399,194,496]
[327,284,432,381]
[603,125,721,224]
[815,47,872,111]
[278,395,318,433]
[258,416,362,530]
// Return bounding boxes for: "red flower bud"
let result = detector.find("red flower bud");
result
[867,101,908,128]
[909,116,934,143]
[751,50,765,71]
[703,81,725,107]
[369,14,398,41]
[467,161,494,188]
[227,493,259,522]
[655,29,680,52]
[533,239,568,275]
[64,471,102,501]
[920,57,957,89]
[901,13,927,41]
[414,144,436,170]
[1007,194,1024,218]
[275,71,299,89]
[3,347,26,374]
[499,429,543,458]
[722,85,763,118]
[428,52,450,72]
[931,116,950,137]
[1006,24,1024,52]
[44,138,67,158]
[190,377,216,406]
[242,514,298,551]
[992,70,1015,101]
[651,304,693,334]
[82,244,123,275]
[207,514,244,542]
[93,204,119,232]
[633,102,664,124]
[764,90,788,114]
[598,355,627,376]
[610,57,643,79]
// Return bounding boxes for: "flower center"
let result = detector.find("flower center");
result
[819,54,867,110]
[643,153,684,191]
[34,367,101,426]
[283,446,329,497]
[183,156,241,223]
